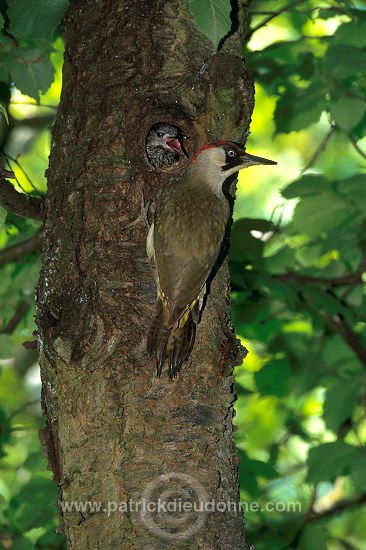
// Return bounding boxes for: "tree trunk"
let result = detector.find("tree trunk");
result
[36,1,254,547]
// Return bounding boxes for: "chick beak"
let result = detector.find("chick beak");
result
[165,137,189,158]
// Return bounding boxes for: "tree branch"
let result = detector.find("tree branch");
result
[280,256,366,369]
[346,132,366,161]
[277,253,366,287]
[302,124,336,173]
[1,300,30,334]
[0,176,46,221]
[0,231,44,266]
[325,313,366,370]
[276,270,363,287]
[308,492,366,523]
[246,0,310,41]
[2,156,38,192]
[0,399,41,429]
[290,492,366,548]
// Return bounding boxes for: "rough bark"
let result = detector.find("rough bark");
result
[36,1,254,548]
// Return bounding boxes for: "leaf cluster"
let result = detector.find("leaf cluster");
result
[228,1,366,549]
[0,3,67,548]
[0,0,67,101]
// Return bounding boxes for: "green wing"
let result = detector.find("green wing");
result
[153,181,229,327]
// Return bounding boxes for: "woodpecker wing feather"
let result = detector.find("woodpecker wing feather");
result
[153,179,230,327]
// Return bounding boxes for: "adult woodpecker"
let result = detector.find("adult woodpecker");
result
[145,123,188,169]
[147,140,276,378]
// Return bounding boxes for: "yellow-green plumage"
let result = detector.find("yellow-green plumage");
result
[147,141,276,377]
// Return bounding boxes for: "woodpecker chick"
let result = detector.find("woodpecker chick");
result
[146,123,188,169]
[147,140,277,378]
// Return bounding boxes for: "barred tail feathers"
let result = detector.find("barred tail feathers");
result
[147,299,200,378]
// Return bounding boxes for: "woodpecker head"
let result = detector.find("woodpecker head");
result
[190,141,277,192]
[146,123,188,169]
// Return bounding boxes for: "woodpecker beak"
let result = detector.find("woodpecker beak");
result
[165,137,189,158]
[240,151,277,166]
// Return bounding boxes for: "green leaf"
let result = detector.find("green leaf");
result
[9,477,59,532]
[0,102,9,124]
[299,525,328,550]
[275,83,327,133]
[0,492,7,509]
[264,247,296,274]
[304,287,352,321]
[37,527,64,546]
[11,537,35,550]
[282,175,332,199]
[297,52,316,80]
[334,20,366,48]
[0,334,15,359]
[307,441,361,483]
[188,0,232,49]
[336,174,366,208]
[330,97,366,131]
[254,360,290,397]
[238,449,278,497]
[321,334,363,376]
[323,379,361,432]
[295,242,323,267]
[7,0,69,41]
[288,193,351,238]
[323,45,366,79]
[0,407,11,455]
[230,218,273,263]
[0,205,7,228]
[9,50,55,101]
[350,454,366,491]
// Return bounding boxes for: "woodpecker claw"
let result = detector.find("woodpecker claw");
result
[121,190,153,232]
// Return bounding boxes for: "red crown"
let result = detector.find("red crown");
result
[191,141,239,164]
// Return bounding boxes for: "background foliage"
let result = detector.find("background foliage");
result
[0,1,366,549]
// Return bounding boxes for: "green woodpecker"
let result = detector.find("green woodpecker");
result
[147,140,276,378]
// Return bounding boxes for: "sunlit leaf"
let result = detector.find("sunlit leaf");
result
[188,0,231,49]
[9,50,55,101]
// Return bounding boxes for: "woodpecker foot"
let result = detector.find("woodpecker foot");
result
[141,189,155,229]
[122,190,153,232]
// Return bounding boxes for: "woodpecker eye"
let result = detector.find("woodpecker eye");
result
[227,149,236,157]
[156,132,163,138]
